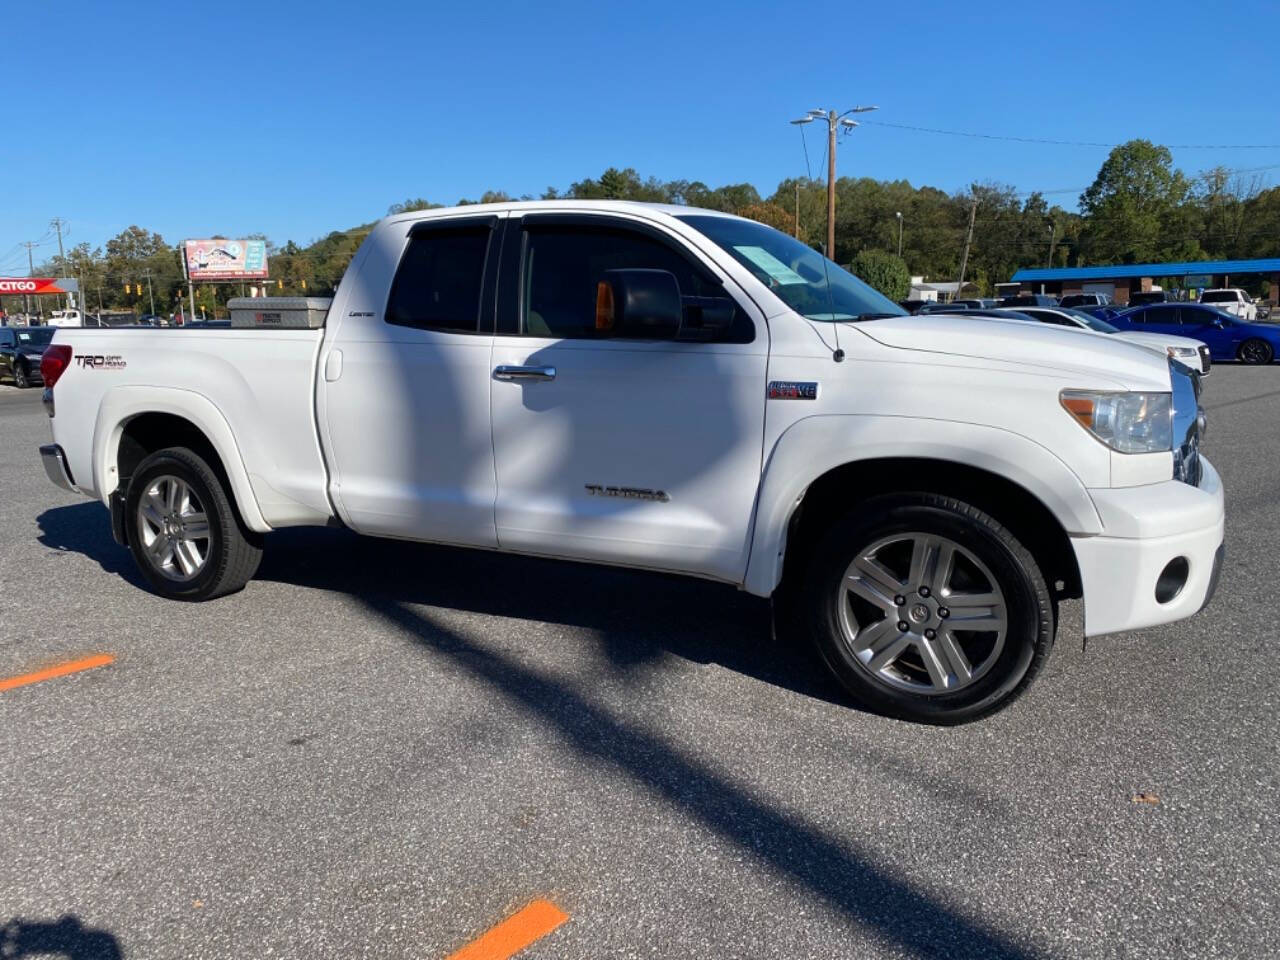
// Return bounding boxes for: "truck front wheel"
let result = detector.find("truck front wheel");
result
[125,446,263,601]
[802,493,1054,724]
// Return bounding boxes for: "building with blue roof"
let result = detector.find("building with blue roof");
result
[1007,258,1280,306]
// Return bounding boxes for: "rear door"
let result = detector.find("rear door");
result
[488,212,769,582]
[321,215,502,547]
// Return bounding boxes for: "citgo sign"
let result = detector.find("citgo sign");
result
[0,278,75,295]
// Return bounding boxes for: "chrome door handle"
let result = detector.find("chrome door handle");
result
[493,365,556,382]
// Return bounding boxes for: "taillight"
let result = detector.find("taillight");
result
[41,344,73,388]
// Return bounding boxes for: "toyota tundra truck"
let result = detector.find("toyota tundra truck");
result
[36,201,1225,723]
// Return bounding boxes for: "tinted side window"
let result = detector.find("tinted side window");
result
[1125,309,1148,324]
[386,226,491,332]
[521,225,751,341]
[0,330,12,346]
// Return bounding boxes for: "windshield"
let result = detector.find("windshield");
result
[1064,308,1118,333]
[1200,291,1237,303]
[15,328,55,346]
[676,215,906,321]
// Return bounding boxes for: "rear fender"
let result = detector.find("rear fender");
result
[93,386,270,534]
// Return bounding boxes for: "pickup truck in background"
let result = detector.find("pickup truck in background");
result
[37,201,1225,724]
[1198,288,1258,321]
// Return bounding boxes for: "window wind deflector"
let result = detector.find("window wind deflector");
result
[408,215,499,236]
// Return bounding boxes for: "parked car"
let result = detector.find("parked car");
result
[1,324,55,387]
[1111,303,1280,364]
[1059,293,1114,308]
[897,299,935,314]
[1198,288,1258,321]
[918,301,972,313]
[999,294,1059,307]
[37,200,1224,724]
[992,307,1210,373]
[1127,291,1175,306]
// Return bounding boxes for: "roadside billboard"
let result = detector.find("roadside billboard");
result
[184,239,268,280]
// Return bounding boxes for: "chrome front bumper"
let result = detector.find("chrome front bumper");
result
[40,443,77,492]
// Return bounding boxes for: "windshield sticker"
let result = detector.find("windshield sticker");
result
[732,246,807,286]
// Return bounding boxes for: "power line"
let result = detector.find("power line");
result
[860,119,1280,150]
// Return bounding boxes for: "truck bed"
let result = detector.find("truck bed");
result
[47,327,333,530]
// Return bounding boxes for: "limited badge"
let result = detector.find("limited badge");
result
[767,380,818,400]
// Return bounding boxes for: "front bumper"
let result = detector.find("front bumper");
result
[39,443,78,493]
[1071,456,1225,636]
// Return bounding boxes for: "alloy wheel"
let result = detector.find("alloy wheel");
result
[838,533,1008,695]
[136,475,212,581]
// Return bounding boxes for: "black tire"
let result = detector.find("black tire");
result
[1238,338,1274,365]
[800,493,1054,725]
[13,361,29,388]
[125,446,262,601]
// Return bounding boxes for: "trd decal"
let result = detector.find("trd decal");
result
[74,354,127,370]
[585,484,670,503]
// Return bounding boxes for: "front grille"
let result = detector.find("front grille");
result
[1199,345,1212,373]
[1170,361,1202,486]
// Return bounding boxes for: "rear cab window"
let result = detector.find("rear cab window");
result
[385,223,493,333]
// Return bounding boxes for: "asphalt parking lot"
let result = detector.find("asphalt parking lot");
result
[1,369,1277,960]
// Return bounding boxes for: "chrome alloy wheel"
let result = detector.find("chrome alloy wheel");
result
[136,475,211,582]
[838,533,1008,695]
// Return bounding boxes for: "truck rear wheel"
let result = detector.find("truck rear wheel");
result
[125,447,262,601]
[802,493,1054,724]
[13,362,30,388]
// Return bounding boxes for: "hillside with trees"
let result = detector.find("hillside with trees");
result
[26,140,1279,316]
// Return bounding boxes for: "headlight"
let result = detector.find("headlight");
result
[1060,390,1173,454]
[1166,346,1199,360]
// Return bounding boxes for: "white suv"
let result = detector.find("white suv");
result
[1199,288,1257,321]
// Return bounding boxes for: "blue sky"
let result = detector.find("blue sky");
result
[3,0,1276,269]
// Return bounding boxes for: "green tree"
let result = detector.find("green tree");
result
[850,248,910,301]
[1078,140,1197,263]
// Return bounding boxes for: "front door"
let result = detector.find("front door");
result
[489,214,768,583]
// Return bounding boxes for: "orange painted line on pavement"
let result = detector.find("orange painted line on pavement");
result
[0,654,115,694]
[445,899,568,960]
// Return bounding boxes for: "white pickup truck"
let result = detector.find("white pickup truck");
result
[37,201,1225,723]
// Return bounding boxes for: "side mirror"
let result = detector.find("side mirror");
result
[596,269,682,339]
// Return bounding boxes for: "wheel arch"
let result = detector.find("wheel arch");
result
[743,416,1100,598]
[95,387,269,534]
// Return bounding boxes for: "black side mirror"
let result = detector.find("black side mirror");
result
[596,269,682,339]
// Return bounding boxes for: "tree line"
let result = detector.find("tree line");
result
[23,139,1279,315]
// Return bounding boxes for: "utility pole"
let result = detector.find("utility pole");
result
[50,217,68,310]
[896,211,904,258]
[1046,223,1056,268]
[21,241,38,319]
[789,104,878,262]
[955,198,978,303]
[794,182,801,239]
[144,267,156,315]
[180,245,197,324]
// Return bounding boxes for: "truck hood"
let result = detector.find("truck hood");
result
[856,314,1172,390]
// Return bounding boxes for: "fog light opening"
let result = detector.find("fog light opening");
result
[1155,557,1190,604]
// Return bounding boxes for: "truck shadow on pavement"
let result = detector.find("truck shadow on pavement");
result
[258,525,851,706]
[36,502,848,707]
[0,916,123,960]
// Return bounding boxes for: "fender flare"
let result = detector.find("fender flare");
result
[92,385,271,534]
[741,414,1103,597]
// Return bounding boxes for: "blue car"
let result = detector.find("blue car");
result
[1111,302,1280,364]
